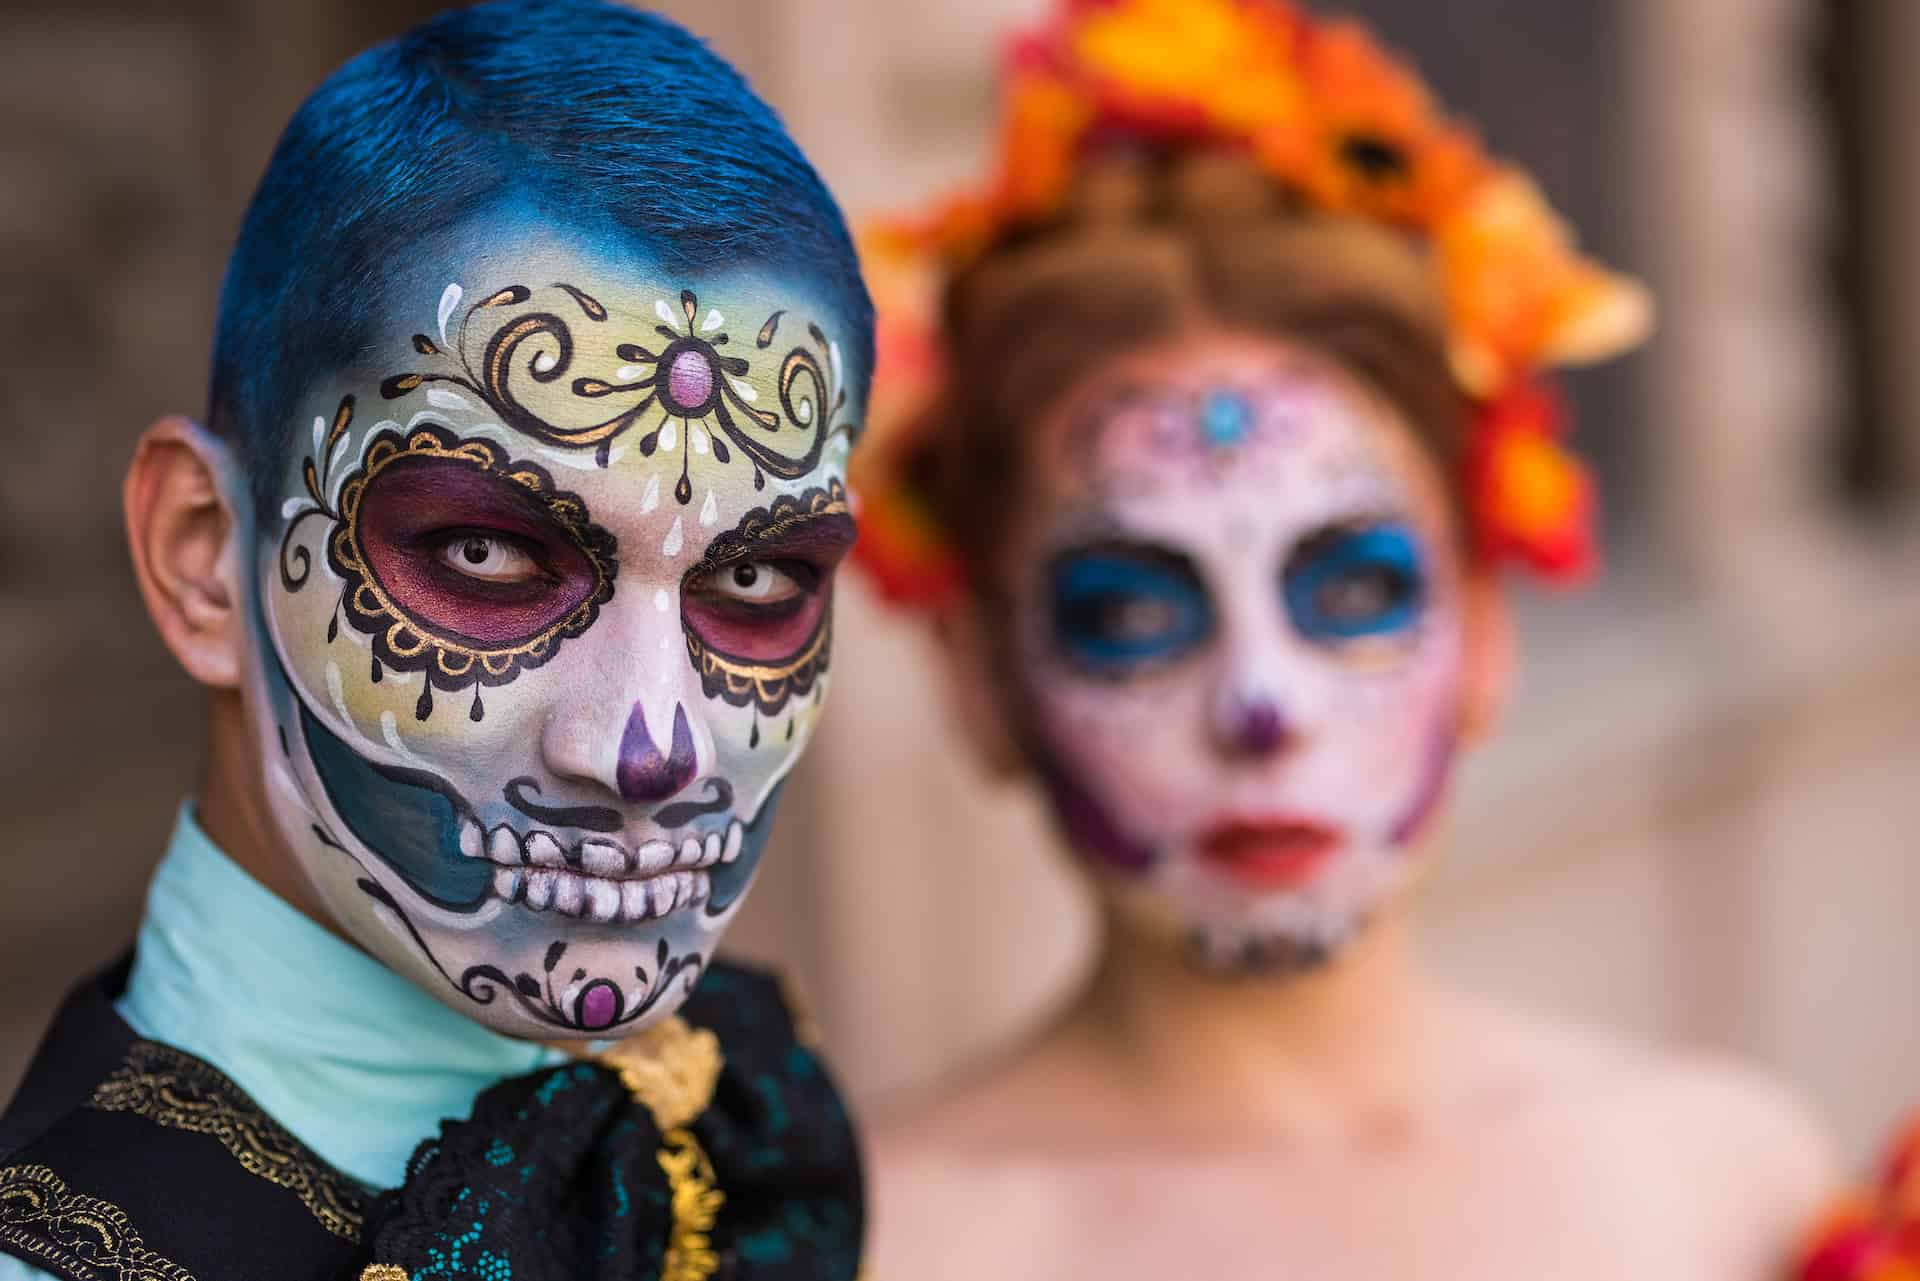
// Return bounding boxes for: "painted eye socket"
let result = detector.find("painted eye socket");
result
[681,558,829,664]
[1049,547,1213,675]
[435,532,545,585]
[1283,522,1426,644]
[353,454,607,649]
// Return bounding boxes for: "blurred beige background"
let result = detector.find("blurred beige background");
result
[2,0,1917,1165]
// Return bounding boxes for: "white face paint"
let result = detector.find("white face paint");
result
[1001,334,1467,973]
[249,241,859,1038]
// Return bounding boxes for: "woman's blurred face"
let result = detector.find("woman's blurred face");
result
[996,333,1469,973]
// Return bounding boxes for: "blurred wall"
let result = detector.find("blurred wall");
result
[2,0,1918,1169]
[0,0,448,1096]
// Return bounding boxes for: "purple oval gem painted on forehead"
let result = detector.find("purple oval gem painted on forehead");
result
[667,347,716,411]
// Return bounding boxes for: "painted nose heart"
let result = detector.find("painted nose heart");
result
[616,703,697,803]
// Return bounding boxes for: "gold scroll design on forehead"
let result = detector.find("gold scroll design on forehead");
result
[0,1163,198,1280]
[379,284,853,495]
[683,478,848,719]
[90,1040,369,1242]
[326,423,618,722]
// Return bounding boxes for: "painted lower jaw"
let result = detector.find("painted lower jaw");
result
[490,864,712,924]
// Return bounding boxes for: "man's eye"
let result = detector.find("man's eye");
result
[437,533,542,584]
[1283,522,1426,643]
[695,560,806,605]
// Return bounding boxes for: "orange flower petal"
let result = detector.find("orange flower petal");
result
[1438,171,1654,397]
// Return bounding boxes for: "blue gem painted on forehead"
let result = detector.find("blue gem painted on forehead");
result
[1200,389,1252,448]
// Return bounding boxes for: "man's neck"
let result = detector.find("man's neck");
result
[1066,911,1463,1142]
[195,688,353,947]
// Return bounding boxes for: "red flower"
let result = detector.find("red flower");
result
[1465,382,1597,582]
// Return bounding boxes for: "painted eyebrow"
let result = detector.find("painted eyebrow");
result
[697,510,859,570]
[1284,511,1418,557]
[1047,533,1208,584]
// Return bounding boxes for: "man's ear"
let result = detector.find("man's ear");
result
[125,417,246,689]
[931,596,1028,779]
[1458,569,1513,745]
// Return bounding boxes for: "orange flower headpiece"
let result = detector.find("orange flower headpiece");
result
[854,0,1654,609]
[1797,1117,1920,1281]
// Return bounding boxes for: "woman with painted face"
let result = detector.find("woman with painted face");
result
[0,4,869,1279]
[855,2,1838,1277]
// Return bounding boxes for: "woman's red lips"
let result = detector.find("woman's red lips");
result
[1197,820,1343,889]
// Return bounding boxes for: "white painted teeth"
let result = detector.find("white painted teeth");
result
[633,839,675,876]
[458,819,746,877]
[648,876,675,917]
[578,838,625,878]
[551,872,585,917]
[486,825,519,866]
[524,831,565,868]
[506,867,711,924]
[455,816,739,922]
[585,879,621,924]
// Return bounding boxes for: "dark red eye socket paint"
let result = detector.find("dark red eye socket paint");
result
[681,562,831,663]
[354,453,603,648]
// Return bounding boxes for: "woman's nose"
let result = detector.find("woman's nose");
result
[1213,686,1295,760]
[616,702,698,803]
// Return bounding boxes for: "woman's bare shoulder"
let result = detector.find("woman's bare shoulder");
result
[867,1023,1122,1166]
[1466,997,1839,1242]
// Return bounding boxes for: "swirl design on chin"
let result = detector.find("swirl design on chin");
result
[455,938,705,1035]
[358,877,704,1034]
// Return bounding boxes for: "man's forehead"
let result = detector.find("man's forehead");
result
[255,238,860,609]
[277,231,857,496]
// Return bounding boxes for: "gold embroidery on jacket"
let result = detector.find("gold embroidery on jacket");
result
[658,1128,724,1281]
[591,1014,723,1132]
[90,1040,368,1241]
[0,1162,197,1281]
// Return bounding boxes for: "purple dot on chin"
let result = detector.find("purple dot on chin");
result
[577,979,622,1031]
[667,348,715,410]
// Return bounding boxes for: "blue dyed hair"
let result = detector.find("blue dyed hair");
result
[211,0,872,514]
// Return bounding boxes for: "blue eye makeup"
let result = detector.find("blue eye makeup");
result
[1283,522,1427,643]
[1049,545,1213,675]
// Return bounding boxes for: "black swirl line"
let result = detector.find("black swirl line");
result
[359,878,705,1031]
[654,777,734,828]
[503,776,623,833]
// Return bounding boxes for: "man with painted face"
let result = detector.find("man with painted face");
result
[0,4,868,1278]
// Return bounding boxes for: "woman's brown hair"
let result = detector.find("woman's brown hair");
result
[921,149,1470,589]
